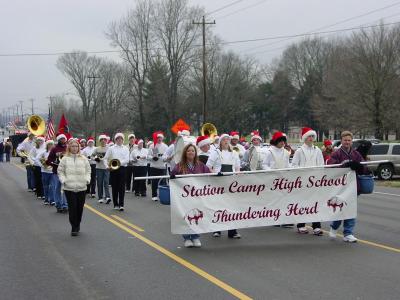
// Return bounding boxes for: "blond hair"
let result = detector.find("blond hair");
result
[341,131,353,139]
[66,139,81,155]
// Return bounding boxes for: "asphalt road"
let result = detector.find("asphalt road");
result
[0,160,399,300]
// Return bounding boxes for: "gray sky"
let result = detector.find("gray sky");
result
[1,0,399,115]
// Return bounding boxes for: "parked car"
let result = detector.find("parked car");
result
[368,143,400,180]
[333,138,380,149]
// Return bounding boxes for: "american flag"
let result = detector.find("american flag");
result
[45,109,55,140]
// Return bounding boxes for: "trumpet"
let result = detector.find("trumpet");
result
[109,159,121,171]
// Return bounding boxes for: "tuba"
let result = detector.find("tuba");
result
[27,115,46,136]
[109,159,121,171]
[200,123,218,141]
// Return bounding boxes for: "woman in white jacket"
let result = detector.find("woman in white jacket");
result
[58,139,91,236]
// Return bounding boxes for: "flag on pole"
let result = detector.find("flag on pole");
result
[58,113,69,133]
[45,108,55,141]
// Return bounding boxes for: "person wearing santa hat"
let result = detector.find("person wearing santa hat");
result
[147,132,168,201]
[17,133,36,192]
[230,131,246,162]
[126,134,137,193]
[104,133,129,211]
[262,131,290,170]
[292,127,324,235]
[46,133,68,213]
[79,139,87,150]
[322,139,333,163]
[131,139,149,197]
[207,133,241,239]
[29,135,46,199]
[39,140,55,205]
[243,131,265,171]
[197,135,211,164]
[92,134,111,204]
[82,137,97,198]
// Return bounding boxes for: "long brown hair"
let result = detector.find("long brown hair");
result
[178,144,199,174]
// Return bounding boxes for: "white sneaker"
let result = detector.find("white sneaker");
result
[192,239,202,248]
[119,207,124,211]
[297,227,309,234]
[343,234,358,243]
[184,240,194,248]
[212,232,221,237]
[126,190,131,193]
[113,206,120,210]
[231,232,241,239]
[329,227,337,239]
[313,228,323,236]
[91,194,96,198]
[152,197,158,201]
[98,199,104,203]
[105,198,111,204]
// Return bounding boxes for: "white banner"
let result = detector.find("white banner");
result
[170,168,357,234]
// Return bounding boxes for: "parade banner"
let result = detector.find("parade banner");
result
[170,168,357,234]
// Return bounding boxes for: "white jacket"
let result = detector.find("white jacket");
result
[262,146,291,170]
[292,144,324,167]
[58,154,91,192]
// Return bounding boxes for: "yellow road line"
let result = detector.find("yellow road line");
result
[111,215,145,232]
[85,204,252,300]
[306,226,400,254]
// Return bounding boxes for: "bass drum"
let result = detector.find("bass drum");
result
[174,136,197,164]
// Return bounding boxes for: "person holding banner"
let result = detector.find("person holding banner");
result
[207,133,241,239]
[292,127,324,235]
[170,144,211,248]
[328,131,366,243]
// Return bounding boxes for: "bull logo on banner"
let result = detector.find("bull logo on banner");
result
[327,197,347,213]
[184,208,204,225]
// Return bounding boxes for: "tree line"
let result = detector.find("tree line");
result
[56,0,400,141]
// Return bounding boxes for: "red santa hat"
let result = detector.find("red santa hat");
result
[114,132,124,141]
[80,138,87,143]
[219,133,231,147]
[36,135,45,142]
[56,133,67,141]
[324,139,332,147]
[251,130,262,142]
[196,135,211,148]
[99,134,107,141]
[152,131,164,145]
[270,131,287,145]
[301,127,317,142]
[87,137,94,143]
[230,131,240,140]
[137,139,144,145]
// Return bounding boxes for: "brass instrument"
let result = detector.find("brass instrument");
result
[27,115,46,136]
[109,159,121,171]
[232,146,240,153]
[19,150,29,159]
[200,123,218,141]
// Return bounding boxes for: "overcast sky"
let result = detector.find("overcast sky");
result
[1,0,399,115]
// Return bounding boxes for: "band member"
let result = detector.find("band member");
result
[29,135,46,199]
[58,138,91,236]
[131,139,148,197]
[163,141,176,172]
[82,137,96,198]
[328,131,366,243]
[230,131,245,161]
[262,131,290,170]
[243,131,265,171]
[292,127,324,235]
[17,133,36,191]
[126,134,137,193]
[322,139,333,163]
[39,140,55,205]
[147,132,168,201]
[0,139,4,162]
[170,144,211,248]
[104,133,129,211]
[46,133,68,213]
[207,133,241,239]
[211,135,219,150]
[79,138,87,150]
[93,134,111,204]
[196,135,211,164]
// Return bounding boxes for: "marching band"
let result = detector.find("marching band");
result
[15,116,369,246]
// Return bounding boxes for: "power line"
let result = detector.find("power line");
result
[1,21,400,58]
[242,0,400,53]
[205,0,245,16]
[217,0,269,20]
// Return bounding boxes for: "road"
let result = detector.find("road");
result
[0,160,399,300]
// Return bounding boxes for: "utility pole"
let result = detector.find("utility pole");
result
[193,16,215,124]
[29,98,34,115]
[87,75,101,145]
[19,101,24,123]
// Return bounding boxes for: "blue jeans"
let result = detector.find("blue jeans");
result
[331,218,356,236]
[42,172,53,203]
[26,166,35,190]
[51,174,68,209]
[182,234,200,241]
[5,152,10,162]
[96,169,110,199]
[0,152,3,162]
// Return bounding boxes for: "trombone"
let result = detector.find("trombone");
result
[109,159,121,171]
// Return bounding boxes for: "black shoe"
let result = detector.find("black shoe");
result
[62,208,68,213]
[106,198,111,204]
[56,208,63,213]
[135,193,140,196]
[281,224,294,228]
[71,232,78,236]
[141,194,146,197]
